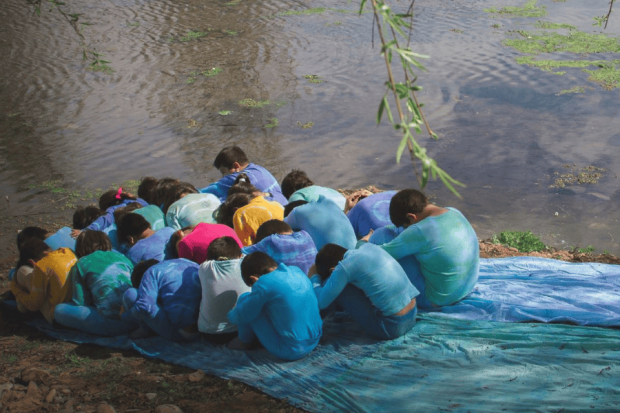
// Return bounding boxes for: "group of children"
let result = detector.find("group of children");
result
[5,146,480,361]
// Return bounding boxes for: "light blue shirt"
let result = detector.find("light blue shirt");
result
[285,196,356,251]
[379,208,479,307]
[313,243,418,316]
[289,186,346,211]
[133,205,166,231]
[166,193,221,230]
[45,227,76,251]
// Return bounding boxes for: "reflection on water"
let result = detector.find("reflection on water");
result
[0,0,619,253]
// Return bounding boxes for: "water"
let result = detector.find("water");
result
[1,0,619,253]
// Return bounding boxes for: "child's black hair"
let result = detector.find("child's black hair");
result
[72,206,104,230]
[116,213,151,245]
[131,259,159,289]
[281,169,314,200]
[99,188,137,211]
[16,227,49,251]
[16,239,51,269]
[389,189,428,228]
[152,178,180,208]
[162,182,198,213]
[75,230,113,258]
[113,202,143,224]
[315,243,348,281]
[169,226,193,258]
[228,173,260,197]
[283,200,308,218]
[215,193,253,228]
[213,146,249,170]
[255,220,292,244]
[206,236,242,261]
[138,176,159,205]
[240,252,277,287]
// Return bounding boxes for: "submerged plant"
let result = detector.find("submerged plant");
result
[505,30,620,55]
[203,67,223,77]
[265,118,279,128]
[534,21,576,30]
[297,121,314,129]
[304,74,324,83]
[491,231,547,252]
[179,30,211,42]
[484,0,547,18]
[238,98,271,108]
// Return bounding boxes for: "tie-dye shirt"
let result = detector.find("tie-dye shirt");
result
[289,186,346,211]
[378,208,479,307]
[241,230,317,274]
[347,191,396,238]
[68,250,133,319]
[126,227,175,265]
[166,193,221,230]
[233,196,284,246]
[133,205,166,231]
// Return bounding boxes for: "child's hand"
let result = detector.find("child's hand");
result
[70,229,82,238]
[119,305,125,316]
[307,264,318,278]
[344,190,373,214]
[360,229,374,242]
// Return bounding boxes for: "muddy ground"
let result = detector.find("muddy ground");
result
[1,190,619,413]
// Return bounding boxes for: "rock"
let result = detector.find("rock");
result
[96,403,116,413]
[21,368,51,384]
[45,389,57,403]
[59,400,74,413]
[26,381,41,400]
[155,404,183,413]
[84,396,92,402]
[0,383,13,399]
[55,396,66,404]
[146,393,157,401]
[61,388,71,394]
[188,370,205,382]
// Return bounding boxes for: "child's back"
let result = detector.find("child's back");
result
[178,223,242,265]
[233,196,284,246]
[166,193,221,230]
[289,186,346,211]
[241,231,317,274]
[126,227,175,265]
[132,205,166,231]
[347,191,396,238]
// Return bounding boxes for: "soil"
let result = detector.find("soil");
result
[1,190,619,413]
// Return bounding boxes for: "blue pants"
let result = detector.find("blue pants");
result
[398,255,435,309]
[54,303,137,337]
[122,288,195,341]
[335,285,418,340]
[237,311,319,361]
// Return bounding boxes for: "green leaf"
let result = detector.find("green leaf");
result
[395,83,408,98]
[377,96,387,125]
[359,0,367,15]
[396,134,409,163]
[35,6,41,16]
[385,99,394,124]
[381,40,397,54]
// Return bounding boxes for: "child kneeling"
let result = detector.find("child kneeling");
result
[227,252,322,361]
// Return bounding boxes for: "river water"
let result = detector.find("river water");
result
[1,0,619,253]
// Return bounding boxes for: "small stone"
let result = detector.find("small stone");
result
[155,404,183,413]
[21,368,52,384]
[26,381,41,400]
[146,393,157,401]
[45,389,57,403]
[188,370,205,382]
[61,388,71,394]
[84,396,92,402]
[55,396,65,404]
[96,403,116,413]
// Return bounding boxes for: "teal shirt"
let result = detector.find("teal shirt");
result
[289,186,346,211]
[69,250,134,319]
[133,205,166,231]
[166,193,221,230]
[379,208,479,307]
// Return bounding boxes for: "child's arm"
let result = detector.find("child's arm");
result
[227,283,272,326]
[10,267,48,312]
[129,272,160,321]
[199,175,236,200]
[84,212,115,231]
[313,265,351,310]
[380,226,424,260]
[284,210,300,230]
[69,265,91,306]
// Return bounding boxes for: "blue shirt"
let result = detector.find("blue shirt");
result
[124,259,201,329]
[200,163,287,205]
[379,208,479,307]
[313,243,418,316]
[241,230,318,274]
[45,227,76,251]
[85,198,148,232]
[126,227,175,265]
[228,263,322,342]
[285,196,357,251]
[347,191,397,238]
[289,186,346,210]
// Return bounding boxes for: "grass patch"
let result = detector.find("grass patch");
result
[278,7,326,16]
[203,67,222,77]
[551,165,605,188]
[224,30,238,36]
[238,98,271,108]
[265,118,278,128]
[556,86,587,95]
[179,30,212,42]
[218,110,232,115]
[297,121,314,129]
[225,0,241,5]
[304,74,324,83]
[491,231,546,252]
[484,0,547,18]
[505,30,620,55]
[516,57,620,89]
[450,28,464,33]
[534,21,576,30]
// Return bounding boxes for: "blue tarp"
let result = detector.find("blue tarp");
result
[12,258,620,412]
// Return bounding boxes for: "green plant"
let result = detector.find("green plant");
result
[484,0,547,17]
[578,245,595,253]
[593,0,615,29]
[265,118,278,128]
[491,231,547,252]
[179,30,211,42]
[203,67,223,77]
[219,110,232,115]
[362,0,463,196]
[304,74,324,83]
[238,98,271,108]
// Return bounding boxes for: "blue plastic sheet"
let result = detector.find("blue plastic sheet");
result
[11,258,620,412]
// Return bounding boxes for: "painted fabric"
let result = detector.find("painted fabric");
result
[289,186,346,211]
[10,248,77,323]
[379,208,479,307]
[86,198,148,231]
[166,193,221,231]
[285,196,356,251]
[198,258,251,334]
[178,223,243,265]
[242,230,317,275]
[45,227,77,251]
[233,196,284,246]
[133,205,166,231]
[122,259,201,330]
[200,163,287,205]
[126,227,175,265]
[68,250,133,319]
[347,191,396,238]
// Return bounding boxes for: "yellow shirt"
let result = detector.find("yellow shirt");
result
[233,196,284,246]
[10,248,77,323]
